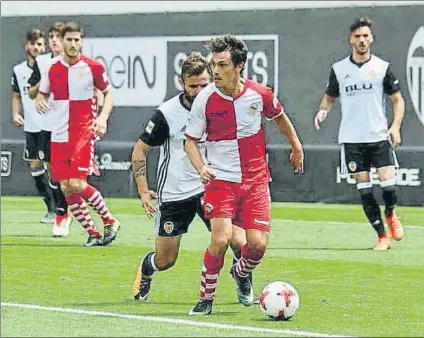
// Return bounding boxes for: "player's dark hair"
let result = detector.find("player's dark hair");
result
[61,21,84,38]
[48,22,65,36]
[26,29,45,43]
[205,35,248,73]
[350,16,373,33]
[181,52,212,79]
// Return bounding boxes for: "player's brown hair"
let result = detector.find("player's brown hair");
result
[61,21,84,38]
[26,29,45,43]
[205,35,248,73]
[48,22,65,36]
[181,52,212,79]
[350,16,373,33]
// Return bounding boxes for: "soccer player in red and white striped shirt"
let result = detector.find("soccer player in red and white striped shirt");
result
[35,22,120,247]
[185,35,304,315]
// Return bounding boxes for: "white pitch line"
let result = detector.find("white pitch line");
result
[1,302,351,338]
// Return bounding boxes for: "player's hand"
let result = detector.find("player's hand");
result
[314,109,328,130]
[200,165,216,184]
[387,126,402,148]
[140,190,158,218]
[12,114,25,127]
[35,98,50,114]
[290,146,304,174]
[95,116,108,138]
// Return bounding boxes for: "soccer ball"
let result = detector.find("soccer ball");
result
[259,281,300,321]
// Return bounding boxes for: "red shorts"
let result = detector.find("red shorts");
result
[202,180,271,232]
[50,140,98,181]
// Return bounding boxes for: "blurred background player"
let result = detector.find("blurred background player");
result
[35,21,120,247]
[28,21,73,237]
[131,52,256,303]
[314,17,405,251]
[185,35,304,315]
[11,28,56,224]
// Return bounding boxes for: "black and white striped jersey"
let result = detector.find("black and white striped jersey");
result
[11,60,44,132]
[326,54,400,144]
[139,93,206,203]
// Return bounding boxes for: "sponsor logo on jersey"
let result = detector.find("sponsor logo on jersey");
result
[406,25,424,127]
[146,120,155,134]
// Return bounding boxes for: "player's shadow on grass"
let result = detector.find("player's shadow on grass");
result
[268,247,370,251]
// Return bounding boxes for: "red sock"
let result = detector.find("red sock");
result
[235,244,265,278]
[80,185,113,224]
[66,193,101,238]
[199,249,225,301]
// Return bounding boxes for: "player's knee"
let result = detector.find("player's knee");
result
[248,241,267,255]
[154,253,178,271]
[28,160,43,169]
[68,179,86,194]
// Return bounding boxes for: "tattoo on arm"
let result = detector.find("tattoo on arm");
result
[133,159,146,179]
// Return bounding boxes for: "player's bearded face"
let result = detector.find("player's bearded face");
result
[350,26,373,56]
[182,70,211,104]
[26,38,45,59]
[63,32,82,59]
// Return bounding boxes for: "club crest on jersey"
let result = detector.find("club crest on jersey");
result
[369,70,377,79]
[406,25,424,127]
[348,161,357,172]
[163,221,174,234]
[249,102,260,115]
[204,203,214,213]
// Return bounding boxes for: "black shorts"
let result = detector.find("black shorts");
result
[23,131,51,162]
[341,140,398,174]
[155,193,211,237]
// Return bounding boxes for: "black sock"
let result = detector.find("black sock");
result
[141,252,157,277]
[50,180,68,216]
[31,167,55,213]
[382,183,397,217]
[358,185,385,237]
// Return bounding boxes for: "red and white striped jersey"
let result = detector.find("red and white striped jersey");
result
[39,54,110,143]
[185,79,284,184]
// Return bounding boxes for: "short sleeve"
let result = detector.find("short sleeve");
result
[325,67,340,98]
[383,66,401,95]
[11,70,20,93]
[92,63,110,92]
[262,86,284,120]
[139,110,170,147]
[185,94,207,141]
[27,61,41,87]
[39,65,51,95]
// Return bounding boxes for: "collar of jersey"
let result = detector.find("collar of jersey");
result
[214,80,248,101]
[349,54,372,68]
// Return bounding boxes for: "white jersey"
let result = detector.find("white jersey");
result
[11,60,44,132]
[327,54,401,144]
[139,94,206,203]
[35,53,56,131]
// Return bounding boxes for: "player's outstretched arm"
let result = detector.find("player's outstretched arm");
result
[387,92,405,148]
[274,112,304,173]
[132,140,157,218]
[185,138,216,184]
[314,94,336,130]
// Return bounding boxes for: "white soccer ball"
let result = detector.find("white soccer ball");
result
[259,281,300,321]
